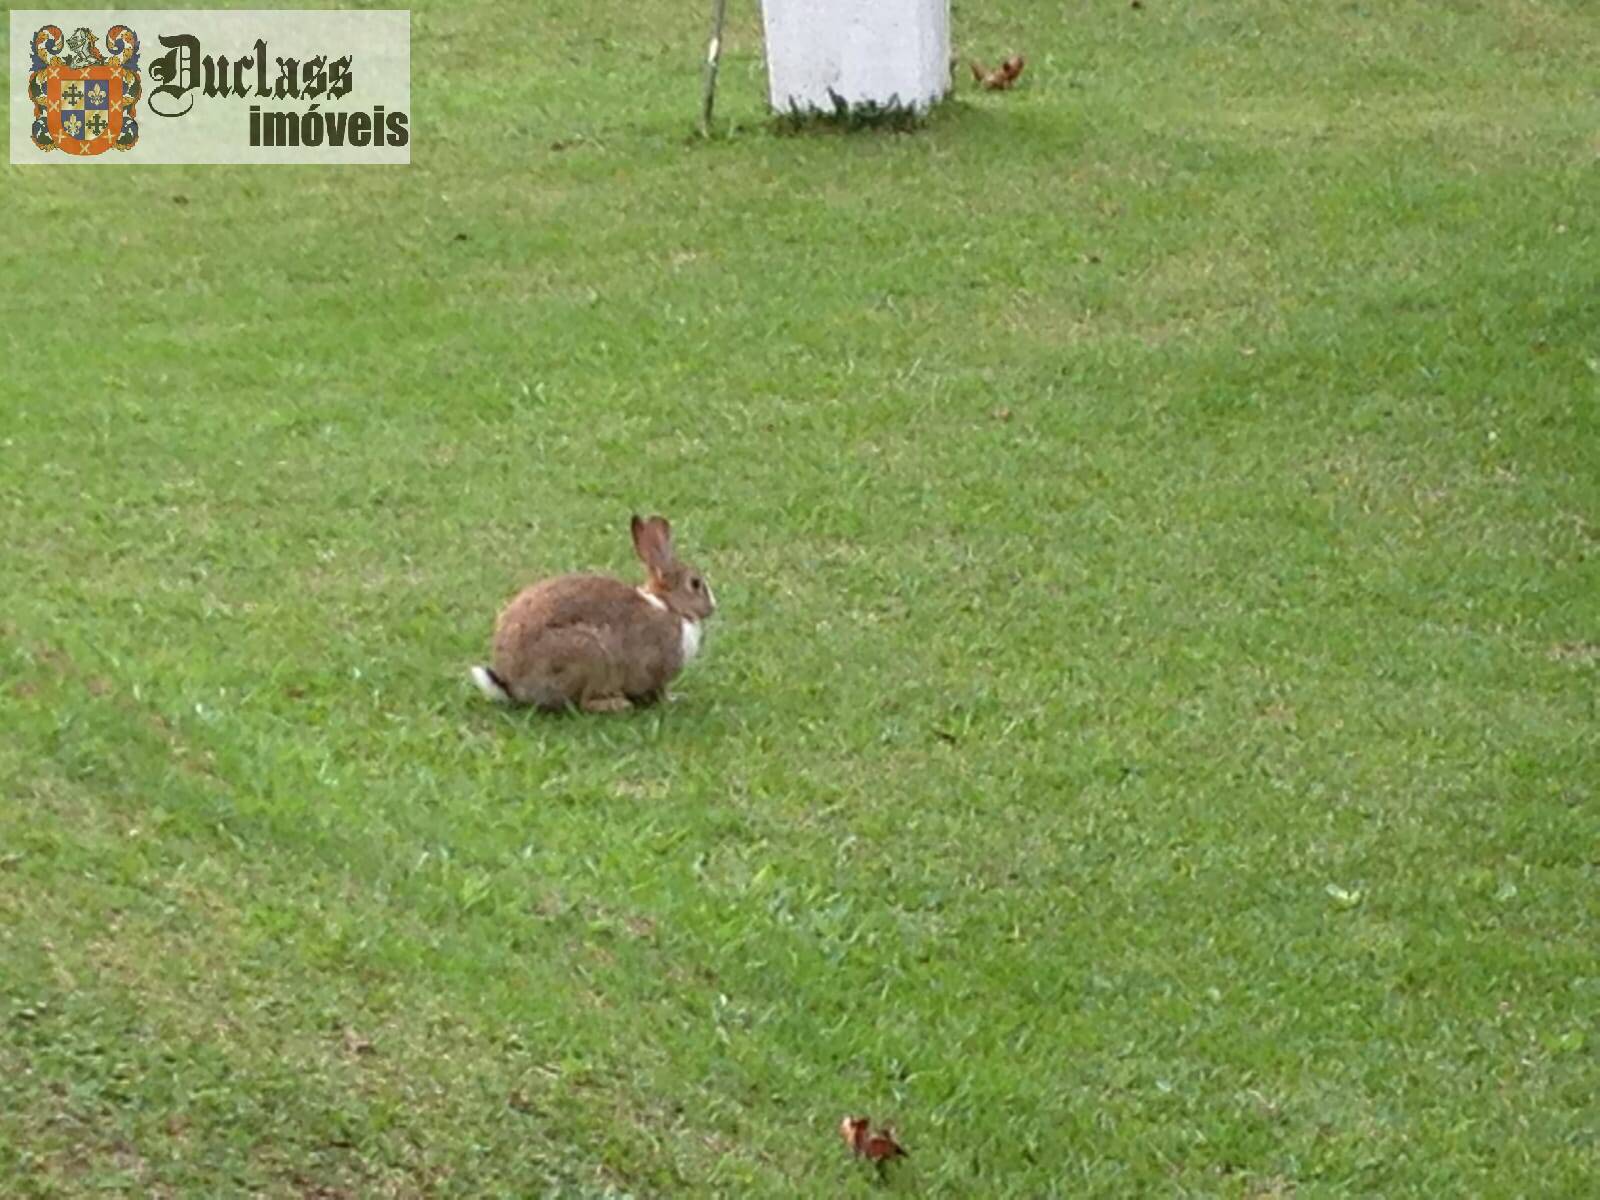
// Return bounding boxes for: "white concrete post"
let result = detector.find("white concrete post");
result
[760,0,952,116]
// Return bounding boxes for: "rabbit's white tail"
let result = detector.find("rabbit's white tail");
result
[470,665,513,703]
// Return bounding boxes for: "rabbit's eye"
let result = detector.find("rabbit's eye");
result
[690,577,702,592]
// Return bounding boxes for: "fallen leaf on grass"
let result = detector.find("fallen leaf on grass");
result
[1325,883,1363,909]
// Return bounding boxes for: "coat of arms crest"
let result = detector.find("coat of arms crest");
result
[28,24,141,155]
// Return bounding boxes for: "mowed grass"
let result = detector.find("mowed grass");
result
[2,0,1597,1194]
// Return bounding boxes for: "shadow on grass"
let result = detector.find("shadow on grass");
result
[675,97,1086,163]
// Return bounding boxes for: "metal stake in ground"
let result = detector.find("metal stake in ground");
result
[699,0,729,136]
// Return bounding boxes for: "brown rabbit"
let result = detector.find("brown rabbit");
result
[470,514,715,713]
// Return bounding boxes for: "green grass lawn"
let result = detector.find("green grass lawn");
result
[3,1,1597,1194]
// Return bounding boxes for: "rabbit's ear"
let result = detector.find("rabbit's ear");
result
[631,514,675,573]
